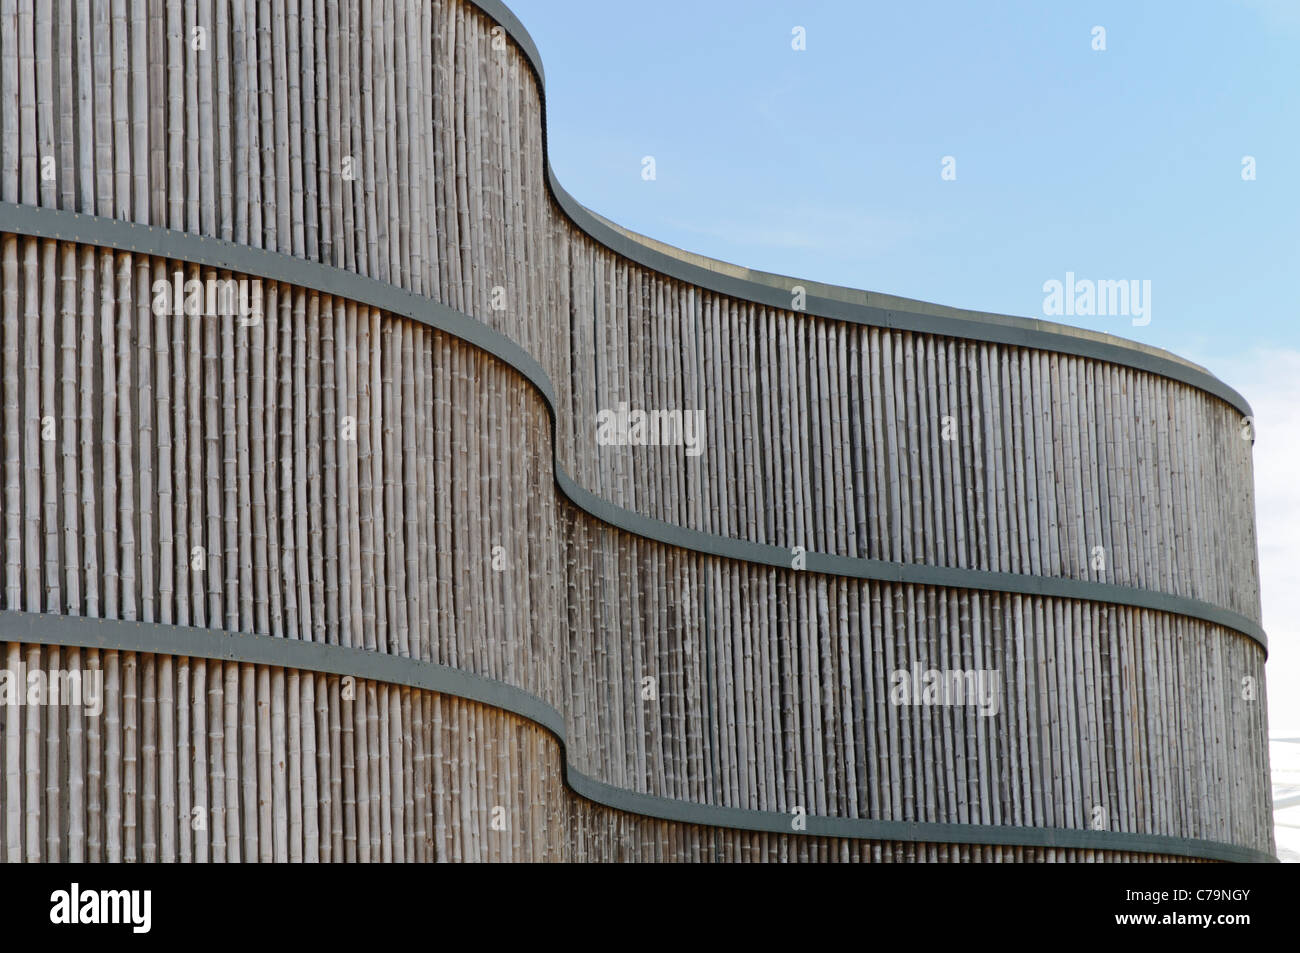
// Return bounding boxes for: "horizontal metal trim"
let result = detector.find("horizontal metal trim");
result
[559,470,1268,650]
[467,0,1252,420]
[0,202,1266,654]
[0,610,1275,864]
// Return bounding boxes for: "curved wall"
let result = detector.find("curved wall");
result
[0,0,1272,861]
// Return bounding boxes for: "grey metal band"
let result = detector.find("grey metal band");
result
[0,610,1275,863]
[0,201,1267,654]
[559,470,1268,650]
[466,0,1254,421]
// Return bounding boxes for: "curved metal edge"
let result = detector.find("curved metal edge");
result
[0,610,1276,864]
[560,470,1268,651]
[0,202,1266,655]
[465,0,1254,421]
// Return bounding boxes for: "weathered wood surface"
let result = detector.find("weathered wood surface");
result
[0,644,1225,862]
[0,0,1271,861]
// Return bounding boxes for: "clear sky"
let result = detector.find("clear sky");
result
[509,0,1297,365]
[505,1,1299,740]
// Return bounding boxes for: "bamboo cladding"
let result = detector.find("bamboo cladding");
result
[561,516,1270,851]
[0,0,1273,862]
[562,262,1261,622]
[0,643,1219,863]
[0,238,1274,860]
[0,0,1259,618]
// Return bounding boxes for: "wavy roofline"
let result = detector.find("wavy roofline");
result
[470,0,1253,420]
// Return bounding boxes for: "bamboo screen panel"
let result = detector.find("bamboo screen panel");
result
[0,0,1271,862]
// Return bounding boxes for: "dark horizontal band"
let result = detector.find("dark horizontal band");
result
[0,202,1267,655]
[0,610,1275,863]
[560,471,1268,649]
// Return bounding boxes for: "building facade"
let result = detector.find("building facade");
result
[0,0,1272,861]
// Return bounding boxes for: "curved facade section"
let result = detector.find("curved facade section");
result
[0,0,1272,862]
[0,640,1217,863]
[0,0,1260,618]
[0,622,1265,862]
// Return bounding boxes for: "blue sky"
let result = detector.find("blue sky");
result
[508,0,1298,379]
